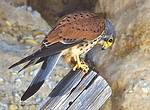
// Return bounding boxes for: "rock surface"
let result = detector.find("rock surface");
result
[0,0,69,109]
[91,0,150,110]
[0,0,150,110]
[27,0,97,25]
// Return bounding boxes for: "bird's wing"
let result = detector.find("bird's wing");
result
[21,53,62,101]
[18,57,46,72]
[55,11,98,30]
[43,12,105,45]
[9,41,82,69]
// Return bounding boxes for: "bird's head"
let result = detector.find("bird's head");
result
[97,19,116,50]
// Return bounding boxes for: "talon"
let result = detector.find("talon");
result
[73,65,77,71]
[73,60,89,73]
[72,55,89,73]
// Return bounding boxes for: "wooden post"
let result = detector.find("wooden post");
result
[37,70,112,110]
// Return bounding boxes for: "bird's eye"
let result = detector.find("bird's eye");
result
[108,38,113,42]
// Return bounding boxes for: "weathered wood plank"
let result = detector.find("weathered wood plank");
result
[37,70,112,110]
[52,71,97,110]
[87,86,112,110]
[67,75,107,110]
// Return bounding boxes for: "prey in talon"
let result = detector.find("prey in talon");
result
[9,11,116,101]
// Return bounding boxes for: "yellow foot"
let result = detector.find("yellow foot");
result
[73,61,89,73]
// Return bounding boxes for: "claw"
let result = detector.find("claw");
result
[73,60,89,73]
[72,54,89,73]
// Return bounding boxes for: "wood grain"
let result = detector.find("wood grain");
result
[37,70,112,110]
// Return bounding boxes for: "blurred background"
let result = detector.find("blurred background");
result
[0,0,150,110]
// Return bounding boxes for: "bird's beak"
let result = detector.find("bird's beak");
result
[97,37,111,50]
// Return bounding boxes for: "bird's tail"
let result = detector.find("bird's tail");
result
[21,52,62,101]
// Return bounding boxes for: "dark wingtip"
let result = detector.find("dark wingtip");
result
[21,81,44,101]
[8,60,24,69]
[8,64,16,69]
[18,68,23,73]
[8,66,12,69]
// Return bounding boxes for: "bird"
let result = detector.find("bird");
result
[9,11,116,101]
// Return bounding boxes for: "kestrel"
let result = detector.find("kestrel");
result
[9,11,115,101]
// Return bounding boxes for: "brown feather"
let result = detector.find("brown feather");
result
[42,11,105,46]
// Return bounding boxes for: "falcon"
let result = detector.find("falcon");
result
[9,11,116,101]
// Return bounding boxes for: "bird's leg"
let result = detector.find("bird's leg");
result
[73,54,89,73]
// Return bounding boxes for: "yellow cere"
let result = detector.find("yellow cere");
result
[97,37,114,49]
[102,40,113,49]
